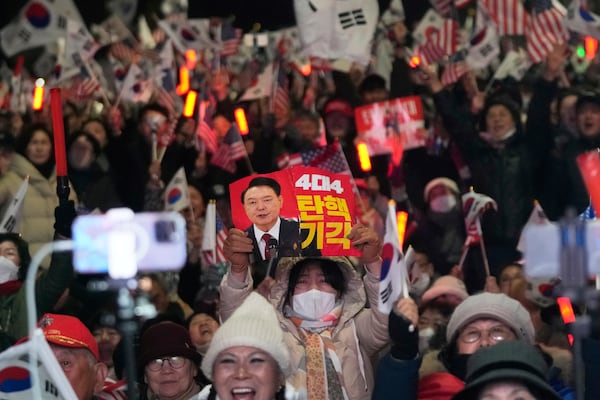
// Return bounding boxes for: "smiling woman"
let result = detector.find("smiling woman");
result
[196,292,299,400]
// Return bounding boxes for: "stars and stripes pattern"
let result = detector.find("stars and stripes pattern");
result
[525,0,569,63]
[430,0,474,18]
[202,200,228,265]
[273,61,290,112]
[209,125,247,173]
[218,22,242,57]
[415,18,459,64]
[580,204,597,220]
[441,60,469,86]
[301,141,352,175]
[480,0,528,36]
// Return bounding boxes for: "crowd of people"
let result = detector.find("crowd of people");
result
[0,0,600,399]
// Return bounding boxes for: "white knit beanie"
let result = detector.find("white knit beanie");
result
[201,292,291,380]
[445,292,535,344]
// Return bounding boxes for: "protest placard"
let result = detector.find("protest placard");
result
[229,166,359,257]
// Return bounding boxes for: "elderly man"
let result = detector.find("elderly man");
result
[39,313,108,400]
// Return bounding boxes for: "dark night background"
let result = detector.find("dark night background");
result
[0,0,430,34]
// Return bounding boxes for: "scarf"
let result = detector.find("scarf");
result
[0,280,22,296]
[286,303,348,400]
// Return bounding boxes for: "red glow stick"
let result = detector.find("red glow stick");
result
[576,150,600,214]
[50,88,67,176]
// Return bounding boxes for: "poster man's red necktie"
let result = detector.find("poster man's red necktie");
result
[262,233,272,260]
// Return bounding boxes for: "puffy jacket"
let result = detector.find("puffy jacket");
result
[0,154,77,265]
[219,256,389,400]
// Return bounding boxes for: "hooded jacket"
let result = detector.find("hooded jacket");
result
[219,256,389,400]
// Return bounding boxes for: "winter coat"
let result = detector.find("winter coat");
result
[416,347,574,400]
[0,154,77,265]
[0,249,73,350]
[433,90,541,272]
[219,256,389,400]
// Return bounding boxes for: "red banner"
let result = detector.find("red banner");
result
[229,166,359,257]
[354,96,426,160]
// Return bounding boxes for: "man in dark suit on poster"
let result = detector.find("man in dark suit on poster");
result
[241,176,319,283]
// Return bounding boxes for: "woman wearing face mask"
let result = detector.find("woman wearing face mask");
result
[407,178,466,278]
[221,224,390,400]
[0,232,74,351]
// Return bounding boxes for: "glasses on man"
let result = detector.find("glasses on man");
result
[459,326,514,344]
[147,356,186,371]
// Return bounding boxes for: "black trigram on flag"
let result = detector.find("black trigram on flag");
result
[3,215,16,233]
[18,28,32,43]
[338,9,367,29]
[57,15,67,30]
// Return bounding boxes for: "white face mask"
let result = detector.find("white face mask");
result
[418,327,435,354]
[0,256,19,284]
[292,289,337,320]
[429,194,457,213]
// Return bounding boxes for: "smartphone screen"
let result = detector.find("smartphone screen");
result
[72,211,187,276]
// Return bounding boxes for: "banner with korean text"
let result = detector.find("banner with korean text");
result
[229,166,359,257]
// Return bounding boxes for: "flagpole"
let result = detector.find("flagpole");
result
[83,60,110,105]
[476,218,491,276]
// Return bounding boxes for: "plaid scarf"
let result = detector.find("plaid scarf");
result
[286,303,348,400]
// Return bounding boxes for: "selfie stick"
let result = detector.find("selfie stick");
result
[557,210,590,400]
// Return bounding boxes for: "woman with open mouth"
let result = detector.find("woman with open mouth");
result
[197,292,299,400]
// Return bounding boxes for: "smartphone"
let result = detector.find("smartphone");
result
[72,209,187,279]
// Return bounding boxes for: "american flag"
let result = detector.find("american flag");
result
[580,204,597,220]
[415,18,459,64]
[209,125,247,173]
[481,0,528,35]
[441,60,470,86]
[299,141,352,175]
[218,22,242,57]
[525,0,568,63]
[430,0,474,17]
[156,87,178,118]
[67,65,100,100]
[202,201,228,265]
[273,60,290,112]
[197,118,217,155]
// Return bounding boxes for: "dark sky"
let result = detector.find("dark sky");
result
[0,0,429,63]
[0,0,429,32]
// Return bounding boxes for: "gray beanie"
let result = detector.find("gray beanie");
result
[201,292,291,380]
[446,292,535,344]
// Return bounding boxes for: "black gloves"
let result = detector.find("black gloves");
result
[54,200,77,238]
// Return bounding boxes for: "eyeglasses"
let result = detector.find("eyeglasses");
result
[147,356,186,371]
[459,326,514,344]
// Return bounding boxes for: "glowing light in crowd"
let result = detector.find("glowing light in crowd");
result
[557,297,576,324]
[396,211,408,249]
[32,78,45,110]
[235,107,249,135]
[183,90,197,117]
[357,143,372,172]
[185,49,197,70]
[176,67,190,95]
[301,64,312,76]
[585,36,598,60]
[409,56,421,69]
